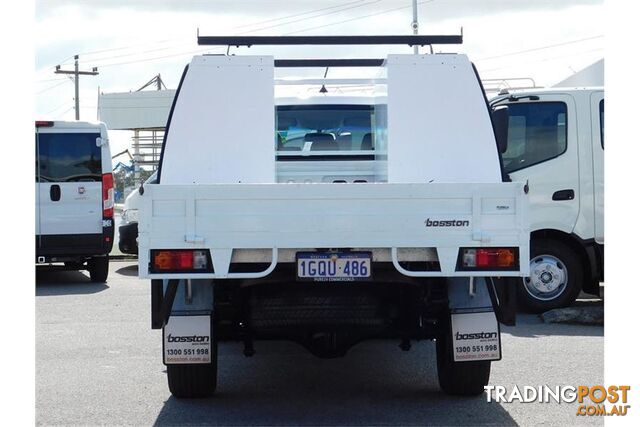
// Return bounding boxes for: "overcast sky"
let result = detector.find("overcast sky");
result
[35,0,604,154]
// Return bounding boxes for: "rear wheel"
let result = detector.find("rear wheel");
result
[88,255,109,282]
[516,238,582,313]
[436,317,491,396]
[167,340,218,398]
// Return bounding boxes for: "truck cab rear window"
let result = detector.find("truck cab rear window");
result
[37,133,102,182]
[276,105,380,156]
[503,102,568,173]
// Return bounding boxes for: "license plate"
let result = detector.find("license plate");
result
[296,252,372,281]
[451,311,501,362]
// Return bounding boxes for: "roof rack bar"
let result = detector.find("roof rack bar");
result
[274,59,385,68]
[197,34,463,47]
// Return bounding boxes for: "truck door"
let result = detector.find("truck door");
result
[499,95,580,234]
[37,130,103,239]
[590,92,604,244]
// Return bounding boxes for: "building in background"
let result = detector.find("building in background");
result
[554,58,604,87]
[97,75,174,184]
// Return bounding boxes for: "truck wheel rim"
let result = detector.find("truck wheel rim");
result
[523,255,568,301]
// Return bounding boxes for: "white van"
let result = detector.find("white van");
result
[36,120,114,282]
[490,88,604,312]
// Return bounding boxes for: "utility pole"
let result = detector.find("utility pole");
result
[55,55,98,120]
[412,0,419,54]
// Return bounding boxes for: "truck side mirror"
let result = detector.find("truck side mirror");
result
[492,106,510,154]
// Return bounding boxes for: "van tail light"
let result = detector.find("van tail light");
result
[102,173,114,218]
[35,120,54,127]
[151,250,211,273]
[459,248,518,270]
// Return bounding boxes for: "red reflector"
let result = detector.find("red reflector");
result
[476,248,516,268]
[153,250,194,271]
[102,173,114,218]
[35,120,54,127]
[476,249,492,267]
[177,251,193,269]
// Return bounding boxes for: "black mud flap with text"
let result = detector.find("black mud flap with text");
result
[448,277,502,362]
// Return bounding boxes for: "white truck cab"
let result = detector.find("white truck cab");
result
[490,88,604,312]
[118,171,157,254]
[138,34,530,399]
[36,120,114,281]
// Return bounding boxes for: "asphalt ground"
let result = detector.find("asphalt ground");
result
[36,261,604,426]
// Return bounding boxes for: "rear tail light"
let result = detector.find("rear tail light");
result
[151,250,211,272]
[35,120,54,127]
[102,173,114,218]
[459,247,518,270]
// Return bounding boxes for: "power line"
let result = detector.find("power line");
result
[285,0,435,35]
[480,47,604,73]
[476,35,604,62]
[41,100,74,116]
[36,79,71,94]
[54,106,75,119]
[36,77,68,84]
[89,42,199,67]
[78,38,188,57]
[48,1,377,68]
[92,0,436,69]
[234,0,367,29]
[78,1,367,60]
[235,0,383,35]
[87,1,384,67]
[98,46,223,68]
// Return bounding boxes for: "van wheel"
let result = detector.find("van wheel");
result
[167,341,218,398]
[88,255,109,282]
[436,318,491,396]
[517,239,582,313]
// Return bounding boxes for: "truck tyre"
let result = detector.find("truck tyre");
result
[517,238,583,313]
[167,341,218,398]
[436,318,491,396]
[88,255,109,282]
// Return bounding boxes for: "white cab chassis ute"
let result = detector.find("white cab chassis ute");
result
[138,35,530,398]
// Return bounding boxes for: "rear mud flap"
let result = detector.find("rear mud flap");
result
[151,279,214,329]
[447,277,501,362]
[163,314,213,365]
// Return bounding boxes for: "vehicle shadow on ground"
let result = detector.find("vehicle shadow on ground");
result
[153,341,516,426]
[35,269,109,296]
[503,312,604,338]
[115,264,138,277]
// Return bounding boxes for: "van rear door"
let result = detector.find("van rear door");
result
[37,129,103,240]
[590,91,604,244]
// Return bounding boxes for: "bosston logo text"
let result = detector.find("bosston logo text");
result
[425,218,470,227]
[167,334,210,343]
[456,331,498,340]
